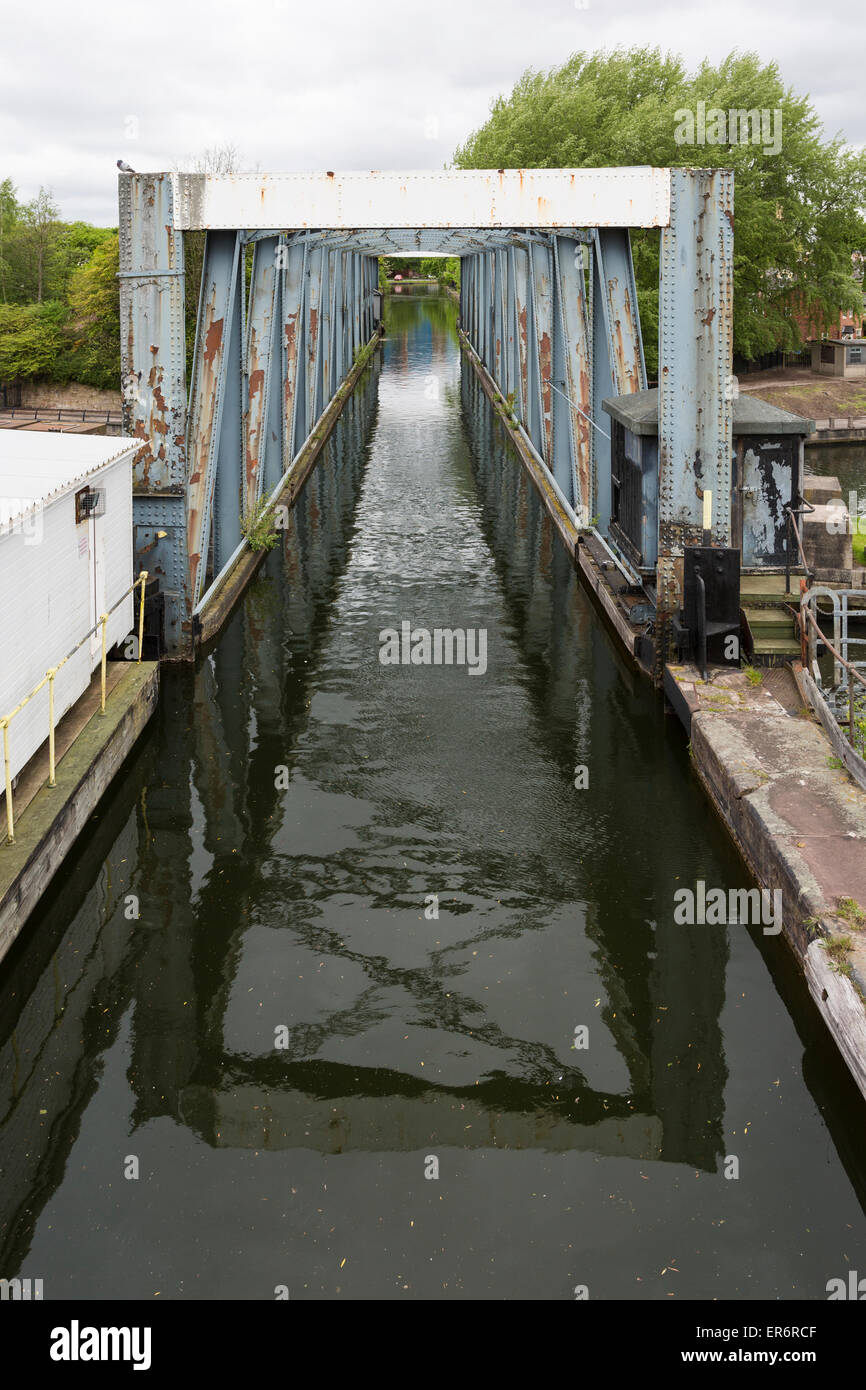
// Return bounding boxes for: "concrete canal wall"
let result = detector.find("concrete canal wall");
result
[0,662,159,965]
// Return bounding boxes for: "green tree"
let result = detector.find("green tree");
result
[454,48,866,369]
[0,301,67,380]
[419,256,460,287]
[0,178,20,303]
[56,235,120,389]
[20,187,61,302]
[48,221,116,301]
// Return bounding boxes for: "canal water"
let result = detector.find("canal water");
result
[2,290,865,1301]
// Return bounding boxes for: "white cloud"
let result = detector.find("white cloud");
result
[1,0,862,224]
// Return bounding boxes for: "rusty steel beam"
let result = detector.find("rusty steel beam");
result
[243,236,280,515]
[332,250,344,386]
[118,173,191,653]
[513,246,530,431]
[656,168,734,667]
[530,241,554,468]
[304,244,324,440]
[170,168,672,231]
[119,172,187,492]
[280,240,306,471]
[552,236,592,518]
[186,229,242,606]
[590,228,648,535]
[493,248,506,391]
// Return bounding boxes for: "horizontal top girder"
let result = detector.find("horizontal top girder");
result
[242,226,593,254]
[169,168,672,231]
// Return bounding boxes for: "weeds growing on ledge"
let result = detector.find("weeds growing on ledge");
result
[837,897,866,930]
[240,499,279,553]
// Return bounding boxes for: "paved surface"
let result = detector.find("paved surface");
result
[666,660,866,1097]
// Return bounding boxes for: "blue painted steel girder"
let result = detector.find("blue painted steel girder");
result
[186,229,242,605]
[280,240,307,471]
[657,168,734,632]
[244,236,282,513]
[590,228,648,535]
[529,241,553,467]
[118,172,190,651]
[551,236,591,516]
[118,172,187,492]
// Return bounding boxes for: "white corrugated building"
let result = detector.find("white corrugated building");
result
[0,432,137,784]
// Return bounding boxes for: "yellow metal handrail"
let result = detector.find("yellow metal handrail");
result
[1,571,148,845]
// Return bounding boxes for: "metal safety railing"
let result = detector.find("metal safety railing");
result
[1,571,148,845]
[784,499,814,593]
[800,585,866,755]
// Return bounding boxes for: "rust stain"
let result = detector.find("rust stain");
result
[203,317,224,363]
[702,306,716,327]
[538,328,552,459]
[611,287,642,394]
[249,367,264,400]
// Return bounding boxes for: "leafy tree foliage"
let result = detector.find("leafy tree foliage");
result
[419,257,460,287]
[454,48,866,369]
[0,301,67,380]
[0,176,121,388]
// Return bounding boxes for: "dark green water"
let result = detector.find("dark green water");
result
[806,442,866,498]
[2,292,865,1301]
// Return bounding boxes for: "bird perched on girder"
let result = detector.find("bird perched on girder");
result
[117,160,136,173]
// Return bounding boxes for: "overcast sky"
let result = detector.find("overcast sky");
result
[2,0,862,226]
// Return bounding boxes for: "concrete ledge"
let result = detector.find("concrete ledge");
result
[667,661,866,1101]
[0,661,159,964]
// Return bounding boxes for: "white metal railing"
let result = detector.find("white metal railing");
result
[800,585,866,755]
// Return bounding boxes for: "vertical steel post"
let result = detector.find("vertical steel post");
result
[351,253,361,364]
[244,236,280,516]
[590,228,647,536]
[505,246,517,403]
[118,172,189,654]
[333,250,344,385]
[530,240,554,467]
[513,244,530,430]
[305,244,324,438]
[186,229,242,607]
[281,240,307,471]
[657,168,734,669]
[552,236,592,518]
